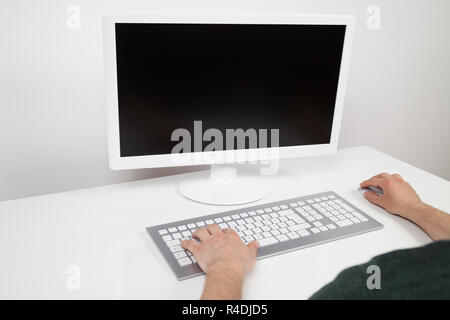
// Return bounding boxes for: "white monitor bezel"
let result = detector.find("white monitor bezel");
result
[103,13,355,169]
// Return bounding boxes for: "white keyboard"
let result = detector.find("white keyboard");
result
[146,191,383,280]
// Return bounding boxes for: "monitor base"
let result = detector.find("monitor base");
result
[179,164,271,206]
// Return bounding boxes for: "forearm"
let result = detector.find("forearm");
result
[201,267,244,300]
[404,203,450,241]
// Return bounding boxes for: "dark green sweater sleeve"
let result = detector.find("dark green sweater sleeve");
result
[309,240,450,300]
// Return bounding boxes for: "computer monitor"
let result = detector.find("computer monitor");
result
[103,13,355,205]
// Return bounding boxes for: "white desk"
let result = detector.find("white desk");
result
[1,146,449,299]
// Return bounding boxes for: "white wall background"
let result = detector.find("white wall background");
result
[1,0,449,201]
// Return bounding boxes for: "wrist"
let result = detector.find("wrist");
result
[207,261,246,280]
[202,262,245,300]
[405,202,434,222]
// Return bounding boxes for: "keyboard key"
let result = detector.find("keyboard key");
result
[327,224,336,229]
[254,233,263,240]
[168,227,177,233]
[187,223,196,229]
[279,227,289,234]
[276,234,289,242]
[280,205,288,209]
[269,212,279,218]
[158,229,168,235]
[289,202,298,207]
[271,230,281,236]
[256,209,264,214]
[271,218,280,224]
[162,235,172,241]
[336,219,353,227]
[311,228,320,233]
[232,214,240,219]
[351,218,361,224]
[166,239,180,247]
[264,208,273,213]
[272,206,280,211]
[240,212,248,218]
[172,233,182,239]
[319,226,328,231]
[205,220,214,225]
[223,216,232,221]
[248,211,257,216]
[257,237,278,247]
[219,223,228,229]
[297,201,305,206]
[244,235,254,242]
[288,223,311,232]
[287,232,300,239]
[278,209,294,216]
[178,225,187,231]
[174,251,187,259]
[298,230,310,237]
[214,218,223,223]
[182,231,191,237]
[177,257,192,266]
[287,214,304,224]
[196,222,205,227]
[170,245,184,253]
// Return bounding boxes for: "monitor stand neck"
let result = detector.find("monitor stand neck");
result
[179,164,271,206]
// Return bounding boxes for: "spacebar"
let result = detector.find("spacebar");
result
[257,237,279,247]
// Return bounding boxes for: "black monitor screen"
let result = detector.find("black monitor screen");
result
[115,23,346,157]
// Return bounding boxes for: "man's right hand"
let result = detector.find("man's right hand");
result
[360,173,423,218]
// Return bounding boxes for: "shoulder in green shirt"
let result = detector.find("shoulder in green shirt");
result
[310,240,450,300]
